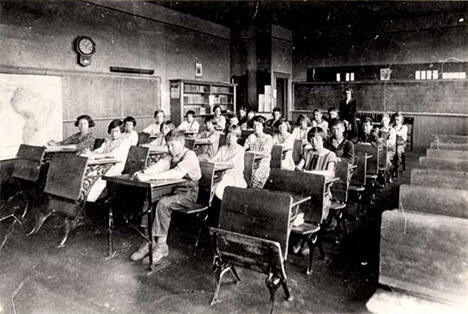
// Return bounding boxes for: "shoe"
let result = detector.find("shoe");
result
[292,241,301,254]
[130,242,150,261]
[142,243,169,265]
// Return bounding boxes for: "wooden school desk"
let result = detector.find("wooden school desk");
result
[103,174,187,270]
[145,145,169,166]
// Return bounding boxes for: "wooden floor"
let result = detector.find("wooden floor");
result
[0,151,419,314]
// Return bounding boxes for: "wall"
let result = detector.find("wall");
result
[293,11,468,81]
[291,11,468,147]
[0,0,231,139]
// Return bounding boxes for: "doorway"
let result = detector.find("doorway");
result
[274,72,290,117]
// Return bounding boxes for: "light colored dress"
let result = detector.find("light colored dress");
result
[86,137,131,202]
[292,127,310,141]
[212,143,247,199]
[393,124,408,162]
[123,130,138,146]
[273,132,295,171]
[178,120,200,134]
[143,123,162,137]
[244,133,273,188]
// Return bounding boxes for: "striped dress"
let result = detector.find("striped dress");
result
[244,133,273,188]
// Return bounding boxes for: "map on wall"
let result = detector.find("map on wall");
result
[0,74,62,160]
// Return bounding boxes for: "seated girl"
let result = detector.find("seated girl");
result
[311,109,329,137]
[292,114,311,142]
[197,116,220,159]
[47,114,96,154]
[178,110,200,135]
[392,111,408,175]
[123,116,138,146]
[272,119,295,171]
[83,119,131,202]
[243,116,273,188]
[145,121,176,149]
[212,105,226,132]
[211,125,247,200]
[376,112,396,182]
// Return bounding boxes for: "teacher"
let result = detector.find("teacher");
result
[339,88,358,140]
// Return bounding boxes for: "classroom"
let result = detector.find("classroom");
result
[0,1,467,313]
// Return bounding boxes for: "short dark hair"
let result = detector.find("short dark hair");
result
[252,115,266,126]
[213,105,222,113]
[307,127,327,141]
[363,117,373,124]
[185,110,195,117]
[160,120,176,132]
[313,109,322,114]
[328,107,338,113]
[75,114,95,128]
[154,109,165,118]
[343,88,353,96]
[123,116,137,127]
[205,116,215,124]
[227,125,241,137]
[239,106,247,112]
[329,118,344,128]
[165,129,185,143]
[272,107,282,113]
[296,114,310,125]
[107,119,123,134]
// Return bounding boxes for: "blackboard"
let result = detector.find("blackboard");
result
[294,80,468,114]
[62,74,160,120]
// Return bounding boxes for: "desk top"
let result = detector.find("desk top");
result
[44,146,78,153]
[147,146,169,154]
[88,157,119,165]
[103,174,186,188]
[193,138,213,145]
[245,151,270,159]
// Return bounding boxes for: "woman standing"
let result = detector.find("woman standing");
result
[339,88,358,140]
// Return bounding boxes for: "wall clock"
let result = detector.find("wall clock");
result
[74,36,96,67]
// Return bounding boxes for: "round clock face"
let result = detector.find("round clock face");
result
[77,37,95,56]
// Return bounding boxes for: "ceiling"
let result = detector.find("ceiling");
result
[154,1,468,33]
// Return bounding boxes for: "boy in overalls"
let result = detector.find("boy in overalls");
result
[130,129,201,264]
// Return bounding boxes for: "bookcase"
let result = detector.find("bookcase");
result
[170,79,237,125]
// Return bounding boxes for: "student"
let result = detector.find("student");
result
[376,112,396,182]
[241,108,256,130]
[311,109,329,136]
[294,127,337,254]
[47,114,96,154]
[292,114,311,142]
[146,121,175,148]
[238,106,248,127]
[212,105,226,131]
[266,107,282,129]
[123,116,138,146]
[327,107,339,121]
[211,125,247,200]
[243,116,273,188]
[296,127,337,178]
[272,119,295,170]
[130,129,201,264]
[197,116,220,159]
[83,119,131,202]
[225,114,239,132]
[143,109,165,137]
[392,111,408,173]
[324,119,354,165]
[358,117,378,144]
[178,110,200,135]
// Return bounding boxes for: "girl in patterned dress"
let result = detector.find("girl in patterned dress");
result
[243,116,273,188]
[47,114,96,154]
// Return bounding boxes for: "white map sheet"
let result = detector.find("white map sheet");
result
[0,74,62,160]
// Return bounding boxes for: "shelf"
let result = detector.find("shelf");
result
[183,91,210,95]
[211,92,233,95]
